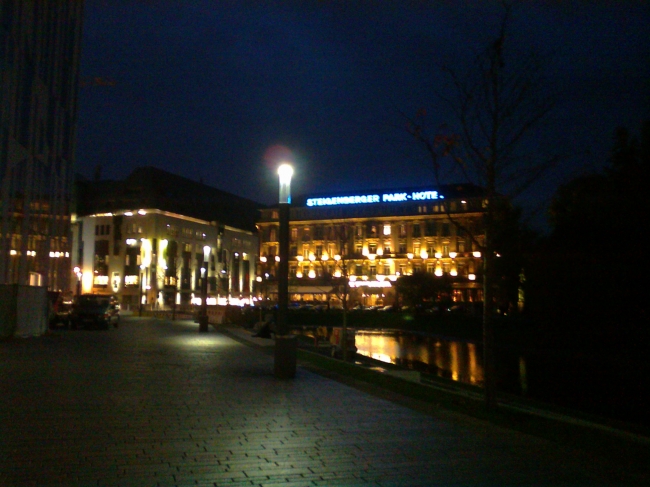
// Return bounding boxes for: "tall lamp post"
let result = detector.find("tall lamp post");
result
[274,163,296,379]
[199,245,210,333]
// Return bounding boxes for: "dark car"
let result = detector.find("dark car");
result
[48,292,74,329]
[70,294,120,330]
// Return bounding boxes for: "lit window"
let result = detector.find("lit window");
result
[383,224,391,235]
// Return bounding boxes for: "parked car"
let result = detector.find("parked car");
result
[49,296,74,329]
[70,294,120,330]
[379,305,398,312]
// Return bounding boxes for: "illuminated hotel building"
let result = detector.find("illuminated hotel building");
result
[73,167,260,309]
[257,184,486,307]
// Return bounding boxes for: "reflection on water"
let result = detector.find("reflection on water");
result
[354,331,484,386]
[348,329,647,426]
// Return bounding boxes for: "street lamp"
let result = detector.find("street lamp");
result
[198,245,210,332]
[73,266,82,297]
[275,163,296,379]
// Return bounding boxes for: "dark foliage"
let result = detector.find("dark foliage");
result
[527,121,649,335]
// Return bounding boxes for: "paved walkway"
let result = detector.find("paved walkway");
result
[1,316,648,486]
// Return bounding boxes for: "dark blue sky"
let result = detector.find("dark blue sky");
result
[77,1,650,231]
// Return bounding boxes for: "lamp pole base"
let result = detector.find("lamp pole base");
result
[198,314,209,333]
[274,335,297,379]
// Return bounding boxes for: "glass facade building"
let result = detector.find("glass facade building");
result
[0,1,84,290]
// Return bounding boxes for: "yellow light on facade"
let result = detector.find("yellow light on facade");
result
[435,268,443,277]
[377,247,383,256]
[407,253,413,260]
[449,252,457,259]
[159,239,168,271]
[367,253,376,261]
[333,270,341,278]
[450,269,458,276]
[469,273,476,281]
[260,256,267,263]
[256,276,262,282]
[308,270,316,278]
[435,252,442,259]
[420,250,428,260]
[275,255,280,262]
[473,251,481,258]
[349,275,357,282]
[334,254,341,261]
[296,271,303,278]
[308,252,315,261]
[141,239,152,267]
[321,252,329,261]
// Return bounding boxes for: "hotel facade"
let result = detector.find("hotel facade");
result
[256,184,486,308]
[73,167,260,310]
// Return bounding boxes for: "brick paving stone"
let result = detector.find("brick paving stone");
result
[1,317,649,487]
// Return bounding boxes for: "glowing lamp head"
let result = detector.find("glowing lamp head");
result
[277,163,294,204]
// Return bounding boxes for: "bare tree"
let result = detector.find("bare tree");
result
[406,2,559,409]
[312,222,354,360]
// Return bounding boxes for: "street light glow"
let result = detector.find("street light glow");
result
[277,163,293,204]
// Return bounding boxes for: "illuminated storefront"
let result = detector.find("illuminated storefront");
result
[257,184,486,307]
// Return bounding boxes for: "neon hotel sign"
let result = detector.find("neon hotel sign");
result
[306,190,443,207]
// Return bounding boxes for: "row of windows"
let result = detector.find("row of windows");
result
[264,238,476,259]
[95,224,110,236]
[286,263,474,278]
[265,220,479,243]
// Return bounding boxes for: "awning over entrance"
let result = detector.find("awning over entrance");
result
[267,285,335,294]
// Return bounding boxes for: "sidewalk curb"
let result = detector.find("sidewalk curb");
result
[218,324,650,471]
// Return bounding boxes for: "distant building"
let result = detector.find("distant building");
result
[0,2,84,290]
[74,167,262,309]
[256,184,486,307]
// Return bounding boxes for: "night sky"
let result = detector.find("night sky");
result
[76,1,650,231]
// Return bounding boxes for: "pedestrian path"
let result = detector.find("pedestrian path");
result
[1,317,648,486]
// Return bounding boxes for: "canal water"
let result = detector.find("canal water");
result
[351,329,647,426]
